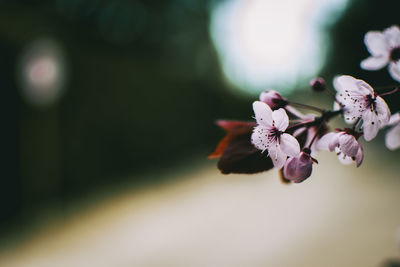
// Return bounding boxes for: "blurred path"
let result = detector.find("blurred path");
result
[0,151,400,267]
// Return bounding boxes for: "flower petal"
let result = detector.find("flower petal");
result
[268,145,287,169]
[388,112,400,126]
[335,147,353,165]
[374,96,391,127]
[355,143,364,167]
[383,25,400,48]
[360,56,388,70]
[253,101,273,127]
[333,101,341,111]
[364,31,389,56]
[251,126,270,152]
[279,133,300,157]
[338,134,359,157]
[333,75,361,93]
[272,108,289,131]
[316,132,337,151]
[385,124,400,150]
[389,61,400,82]
[362,109,380,141]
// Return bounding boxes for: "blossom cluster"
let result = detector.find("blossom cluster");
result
[210,25,400,183]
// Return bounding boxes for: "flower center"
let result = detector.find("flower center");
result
[365,94,377,112]
[269,127,282,142]
[390,47,400,62]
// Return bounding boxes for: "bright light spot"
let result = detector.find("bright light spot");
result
[18,39,67,107]
[27,56,58,90]
[210,0,349,94]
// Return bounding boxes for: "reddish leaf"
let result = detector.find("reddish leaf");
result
[209,120,255,159]
[217,132,273,174]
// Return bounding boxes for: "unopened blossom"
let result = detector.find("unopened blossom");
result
[310,77,326,92]
[251,101,300,169]
[259,90,304,118]
[317,131,364,167]
[334,75,390,141]
[259,90,288,110]
[283,151,313,183]
[360,25,400,82]
[385,112,400,150]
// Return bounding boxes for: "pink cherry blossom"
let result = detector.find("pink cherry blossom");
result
[385,112,400,150]
[310,77,326,92]
[259,90,306,119]
[259,90,288,110]
[317,131,364,167]
[333,75,390,141]
[251,101,300,169]
[283,151,313,183]
[360,25,400,82]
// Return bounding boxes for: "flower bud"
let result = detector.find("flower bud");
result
[283,152,313,183]
[259,90,288,110]
[310,77,326,92]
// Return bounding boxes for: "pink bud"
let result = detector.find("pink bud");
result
[310,77,326,92]
[259,90,288,110]
[283,152,313,183]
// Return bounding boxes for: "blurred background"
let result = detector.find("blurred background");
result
[0,0,400,266]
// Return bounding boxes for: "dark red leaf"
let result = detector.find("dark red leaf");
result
[217,132,273,174]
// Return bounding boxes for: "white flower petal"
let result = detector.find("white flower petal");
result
[253,101,273,127]
[335,147,353,165]
[355,79,375,94]
[364,31,389,56]
[389,61,400,82]
[328,132,342,151]
[316,132,337,151]
[268,145,287,169]
[338,134,359,157]
[374,96,391,127]
[333,75,361,93]
[335,75,373,96]
[251,126,270,152]
[385,124,400,150]
[280,133,300,157]
[388,112,400,126]
[383,25,400,48]
[355,143,364,167]
[360,56,388,70]
[333,101,341,111]
[272,108,289,131]
[362,109,380,141]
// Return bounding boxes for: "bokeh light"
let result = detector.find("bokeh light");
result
[210,0,349,94]
[17,39,67,107]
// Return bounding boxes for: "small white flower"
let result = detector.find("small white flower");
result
[385,112,400,150]
[317,132,364,167]
[334,75,390,141]
[251,101,300,169]
[361,25,400,82]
